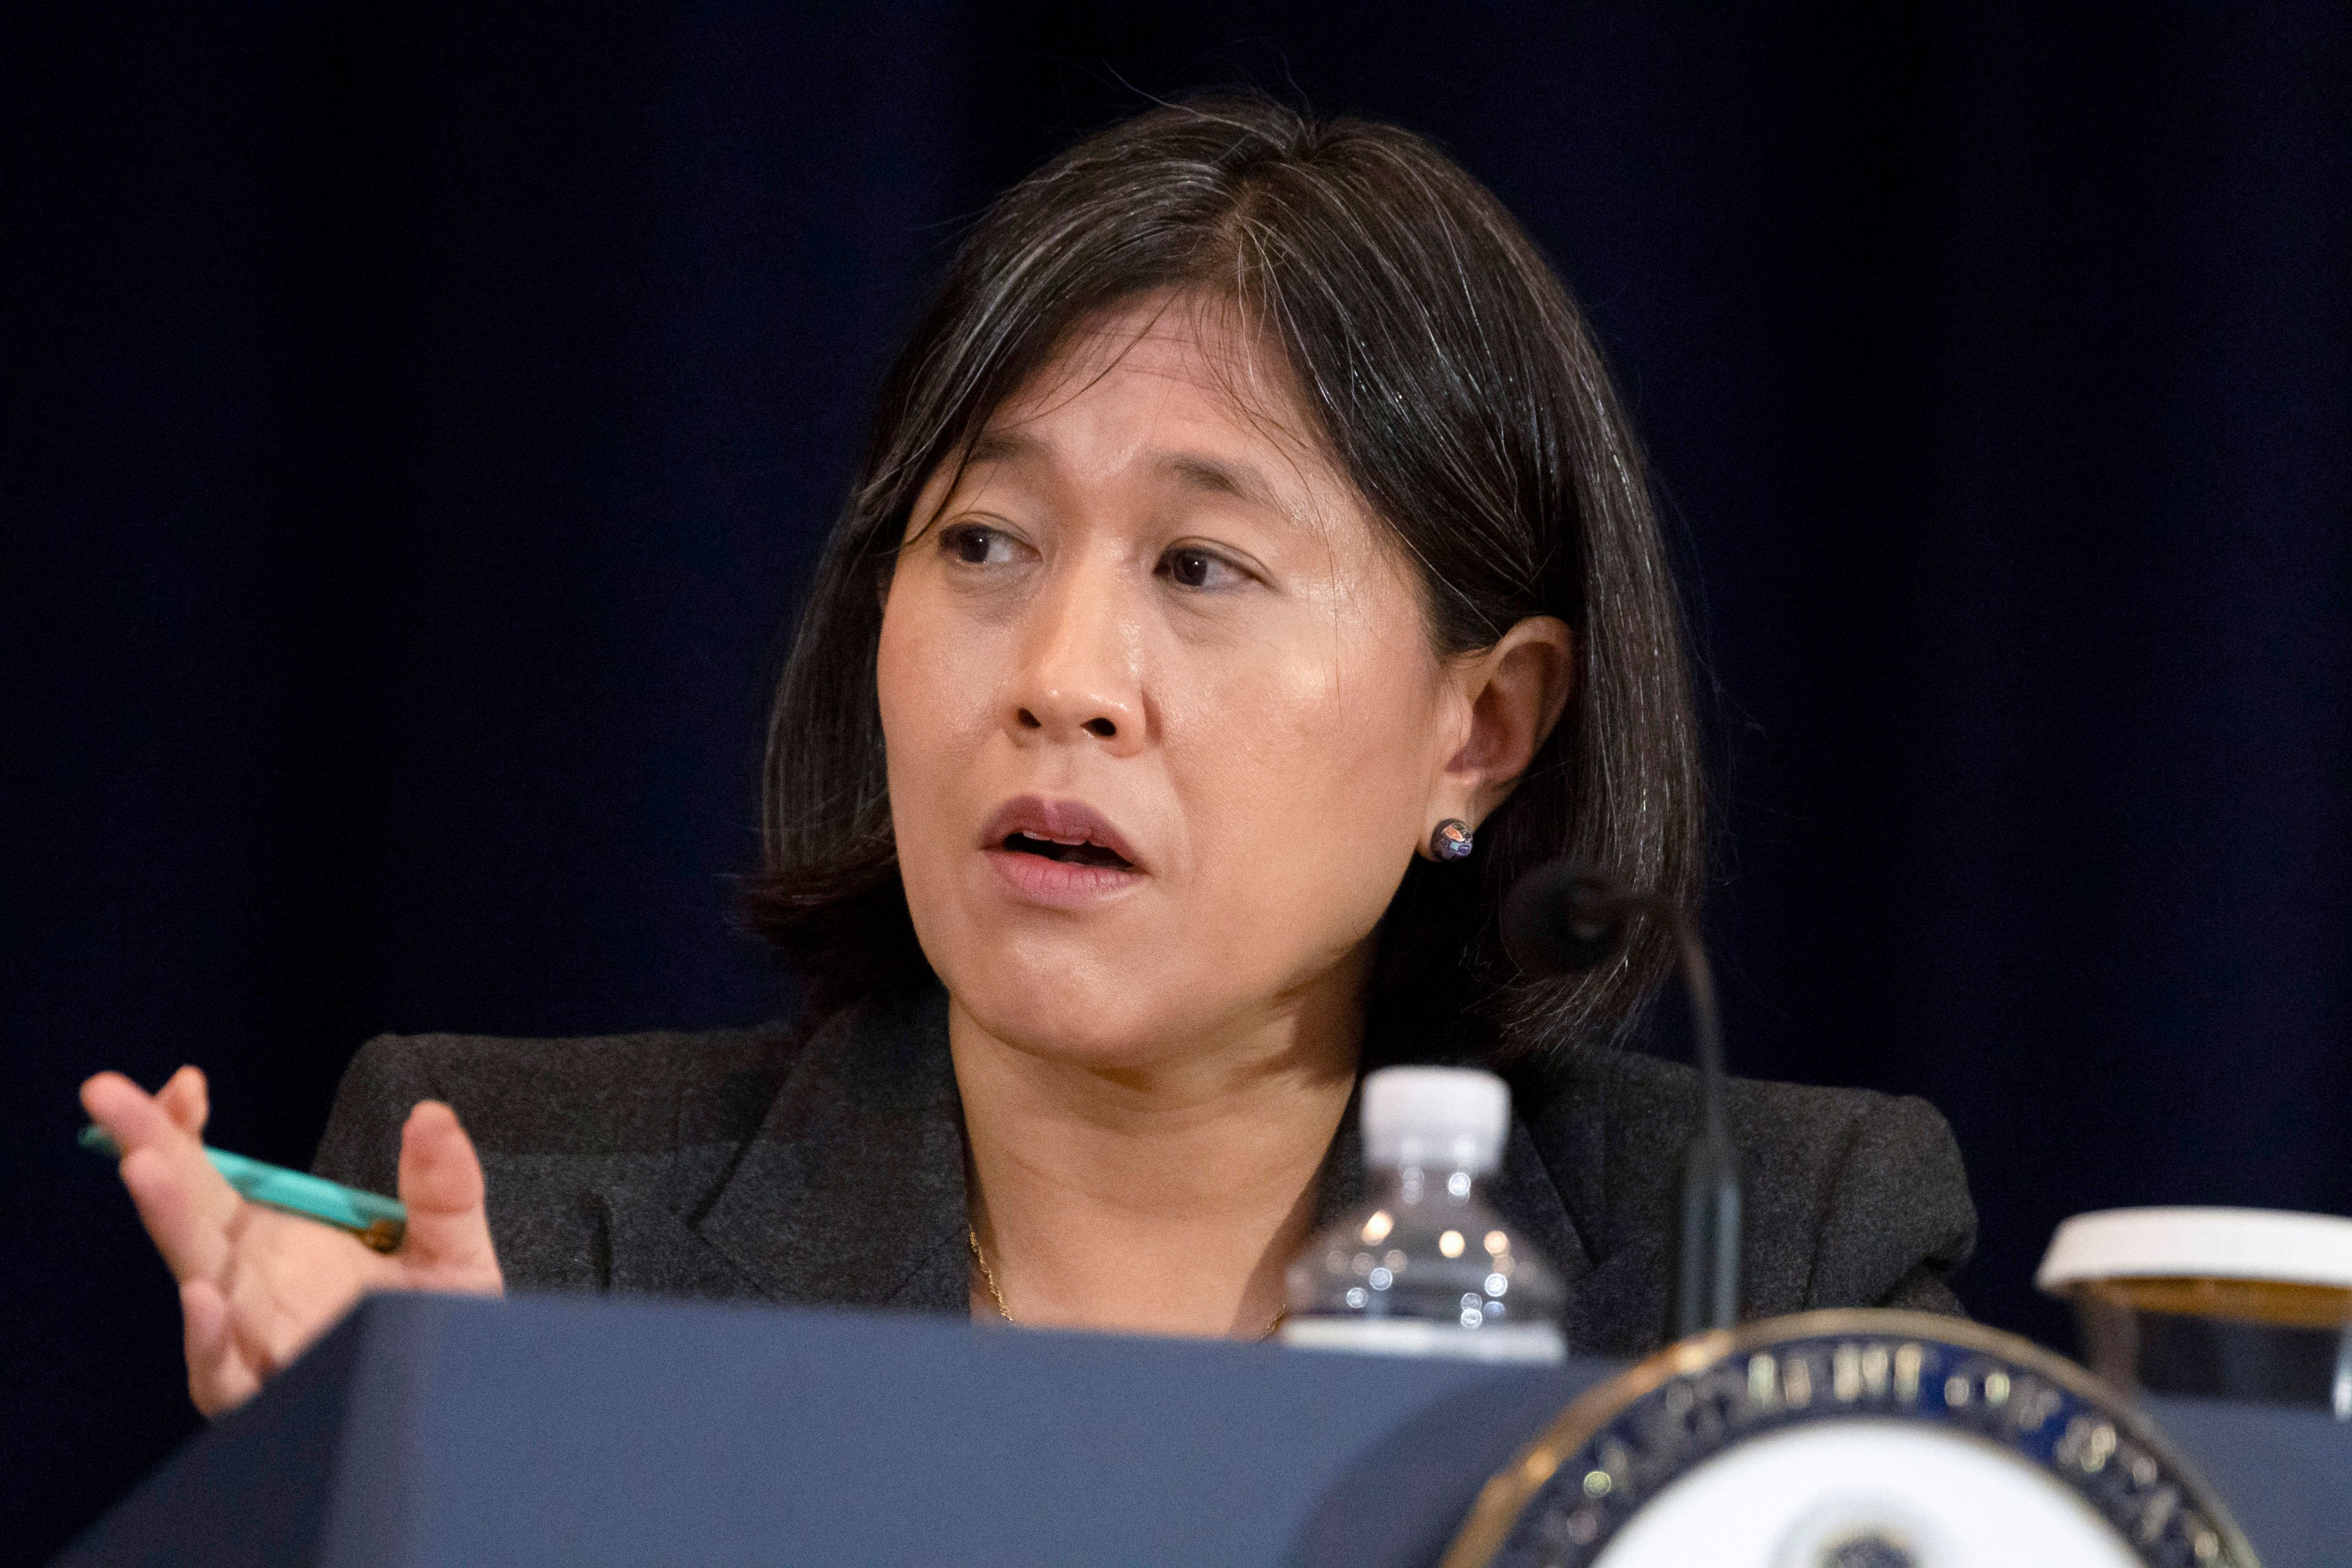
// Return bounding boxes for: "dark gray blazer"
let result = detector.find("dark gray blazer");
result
[312,984,1976,1360]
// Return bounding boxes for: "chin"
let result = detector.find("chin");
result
[946,943,1195,1068]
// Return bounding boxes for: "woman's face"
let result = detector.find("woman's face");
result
[876,294,1505,1069]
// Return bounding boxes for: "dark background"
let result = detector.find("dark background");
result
[5,5,2347,1559]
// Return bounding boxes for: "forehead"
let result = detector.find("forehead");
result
[979,292,1335,484]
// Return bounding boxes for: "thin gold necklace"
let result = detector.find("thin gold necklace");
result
[966,1226,1288,1341]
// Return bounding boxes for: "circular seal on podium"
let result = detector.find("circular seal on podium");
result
[1441,1311,2259,1568]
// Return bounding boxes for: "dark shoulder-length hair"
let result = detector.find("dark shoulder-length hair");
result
[742,94,1703,1061]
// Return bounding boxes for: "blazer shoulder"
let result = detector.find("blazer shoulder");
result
[311,1019,802,1195]
[1522,1049,1977,1319]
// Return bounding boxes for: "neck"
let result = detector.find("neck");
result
[951,973,1363,1340]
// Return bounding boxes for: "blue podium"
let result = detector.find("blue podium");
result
[59,1294,2352,1566]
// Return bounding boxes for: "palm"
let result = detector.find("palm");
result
[81,1065,504,1415]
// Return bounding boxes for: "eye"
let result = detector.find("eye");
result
[939,522,1019,567]
[1159,546,1248,590]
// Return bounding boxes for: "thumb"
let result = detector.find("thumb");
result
[393,1101,503,1291]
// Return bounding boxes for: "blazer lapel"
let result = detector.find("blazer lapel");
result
[1491,1115,1597,1302]
[1560,1233,1673,1360]
[1524,1049,1675,1359]
[601,1184,767,1300]
[603,986,970,1313]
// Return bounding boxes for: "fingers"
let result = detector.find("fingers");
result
[395,1102,503,1291]
[84,1071,241,1283]
[86,1067,415,1419]
[81,1069,183,1153]
[180,1278,260,1417]
[216,1221,370,1400]
[156,1065,210,1137]
[119,1146,237,1284]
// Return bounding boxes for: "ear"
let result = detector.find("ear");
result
[1434,616,1576,827]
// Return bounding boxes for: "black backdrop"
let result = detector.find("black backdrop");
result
[5,6,2347,1559]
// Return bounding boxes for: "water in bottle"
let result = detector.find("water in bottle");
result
[1280,1065,1566,1362]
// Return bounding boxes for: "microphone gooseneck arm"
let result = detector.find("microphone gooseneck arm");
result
[1664,905,1740,1339]
[1501,860,1742,1338]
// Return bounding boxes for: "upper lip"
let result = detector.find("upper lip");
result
[981,796,1145,872]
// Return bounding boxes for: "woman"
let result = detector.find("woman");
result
[83,97,1973,1416]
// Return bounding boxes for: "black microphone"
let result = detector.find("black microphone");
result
[1502,861,1742,1340]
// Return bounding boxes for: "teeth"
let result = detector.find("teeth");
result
[1007,828,1129,866]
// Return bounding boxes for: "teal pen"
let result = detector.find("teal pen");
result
[79,1124,407,1252]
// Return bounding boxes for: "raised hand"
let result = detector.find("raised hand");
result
[80,1065,505,1416]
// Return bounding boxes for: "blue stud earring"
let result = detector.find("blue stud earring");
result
[1429,819,1474,861]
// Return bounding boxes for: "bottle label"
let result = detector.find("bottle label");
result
[1278,1317,1566,1364]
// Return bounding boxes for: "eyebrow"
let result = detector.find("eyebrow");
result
[958,431,1298,525]
[963,429,1041,469]
[1155,451,1294,522]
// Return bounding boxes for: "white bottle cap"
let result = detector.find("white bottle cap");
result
[1362,1066,1510,1175]
[2036,1206,2352,1292]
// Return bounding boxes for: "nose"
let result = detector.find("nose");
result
[1006,560,1146,753]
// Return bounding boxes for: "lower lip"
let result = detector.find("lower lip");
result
[985,847,1144,907]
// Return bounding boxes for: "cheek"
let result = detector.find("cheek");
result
[1167,629,1443,954]
[876,587,1000,864]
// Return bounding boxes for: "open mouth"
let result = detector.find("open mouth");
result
[1001,831,1134,871]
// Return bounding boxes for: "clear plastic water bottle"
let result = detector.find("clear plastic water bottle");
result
[1280,1065,1566,1362]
